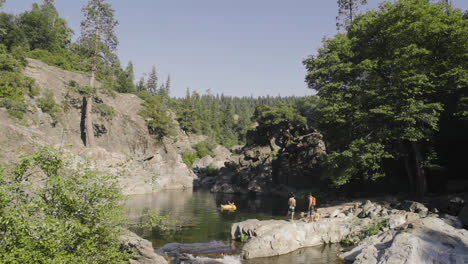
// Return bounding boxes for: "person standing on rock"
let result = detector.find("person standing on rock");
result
[287,193,296,221]
[308,193,316,218]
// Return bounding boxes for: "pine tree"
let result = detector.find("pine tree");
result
[165,74,171,96]
[146,65,158,94]
[80,0,118,147]
[336,0,367,29]
[136,76,147,92]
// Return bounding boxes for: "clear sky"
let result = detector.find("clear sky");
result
[4,0,468,97]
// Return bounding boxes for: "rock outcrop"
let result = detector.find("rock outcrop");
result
[231,218,359,259]
[230,199,462,260]
[0,58,196,195]
[120,231,168,264]
[340,217,468,264]
[210,131,326,195]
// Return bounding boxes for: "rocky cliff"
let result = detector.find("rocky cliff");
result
[206,131,326,195]
[0,58,198,195]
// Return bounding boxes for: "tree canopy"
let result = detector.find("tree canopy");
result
[304,0,468,196]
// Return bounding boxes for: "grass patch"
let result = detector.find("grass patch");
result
[92,103,115,121]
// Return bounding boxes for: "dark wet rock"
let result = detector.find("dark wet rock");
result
[441,214,463,229]
[399,200,428,217]
[458,204,468,228]
[430,195,465,216]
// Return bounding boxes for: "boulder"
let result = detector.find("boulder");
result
[430,195,465,216]
[120,231,168,264]
[441,214,463,229]
[458,204,468,228]
[388,214,406,229]
[400,200,428,217]
[359,200,376,218]
[340,217,468,264]
[231,218,360,259]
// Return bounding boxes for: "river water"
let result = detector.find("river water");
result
[126,189,343,264]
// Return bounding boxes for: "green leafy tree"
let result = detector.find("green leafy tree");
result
[304,0,468,196]
[0,148,131,263]
[80,0,119,147]
[18,0,73,52]
[251,104,307,147]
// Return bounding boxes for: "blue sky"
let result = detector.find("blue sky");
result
[4,0,468,97]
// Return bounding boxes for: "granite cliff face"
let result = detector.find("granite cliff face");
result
[0,58,197,195]
[207,130,326,195]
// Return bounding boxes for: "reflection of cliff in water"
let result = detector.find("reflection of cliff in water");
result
[127,189,310,248]
[126,189,196,221]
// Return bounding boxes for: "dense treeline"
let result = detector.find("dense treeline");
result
[0,0,311,148]
[304,0,468,196]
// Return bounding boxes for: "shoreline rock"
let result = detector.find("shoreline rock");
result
[120,231,168,264]
[230,199,468,260]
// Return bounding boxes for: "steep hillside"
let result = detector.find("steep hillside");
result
[0,58,201,195]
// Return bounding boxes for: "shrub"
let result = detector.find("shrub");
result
[92,103,115,121]
[0,147,131,263]
[193,140,216,158]
[0,98,28,119]
[38,89,61,122]
[204,165,219,176]
[182,150,198,169]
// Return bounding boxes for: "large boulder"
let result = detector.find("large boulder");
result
[231,218,358,259]
[340,217,468,264]
[120,231,168,264]
[459,204,468,228]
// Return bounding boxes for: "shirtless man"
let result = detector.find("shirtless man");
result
[308,193,315,218]
[287,193,296,221]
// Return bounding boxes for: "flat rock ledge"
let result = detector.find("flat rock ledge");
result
[231,199,468,261]
[120,231,168,264]
[340,217,468,264]
[231,218,360,259]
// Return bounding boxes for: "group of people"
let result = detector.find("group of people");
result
[287,192,319,222]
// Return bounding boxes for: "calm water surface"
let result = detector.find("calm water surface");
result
[126,189,343,264]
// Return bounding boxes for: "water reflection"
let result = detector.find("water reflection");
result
[126,189,342,264]
[243,244,343,264]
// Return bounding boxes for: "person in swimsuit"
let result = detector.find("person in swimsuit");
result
[308,193,315,218]
[287,192,296,221]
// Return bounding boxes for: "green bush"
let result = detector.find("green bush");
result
[359,220,388,240]
[204,165,219,176]
[0,147,131,263]
[193,140,216,158]
[38,90,61,122]
[182,150,198,169]
[92,103,115,121]
[0,98,28,119]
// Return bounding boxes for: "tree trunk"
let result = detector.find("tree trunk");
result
[84,95,94,147]
[399,142,415,194]
[411,142,427,198]
[83,13,101,148]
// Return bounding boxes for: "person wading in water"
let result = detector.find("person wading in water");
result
[287,193,296,221]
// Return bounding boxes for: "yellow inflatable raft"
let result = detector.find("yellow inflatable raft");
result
[221,204,237,210]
